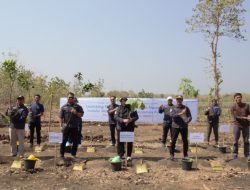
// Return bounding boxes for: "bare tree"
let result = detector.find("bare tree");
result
[186,0,246,99]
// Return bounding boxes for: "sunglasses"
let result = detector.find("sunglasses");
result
[68,97,74,99]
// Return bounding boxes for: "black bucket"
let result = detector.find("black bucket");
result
[219,146,227,153]
[24,159,36,170]
[111,162,122,171]
[182,159,193,171]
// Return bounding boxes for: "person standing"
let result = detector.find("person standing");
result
[159,96,174,148]
[7,96,28,158]
[59,92,84,158]
[107,96,119,146]
[29,94,44,147]
[169,95,192,160]
[204,99,221,145]
[231,93,250,159]
[74,97,84,145]
[115,97,139,163]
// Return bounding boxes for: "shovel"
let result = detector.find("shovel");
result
[136,159,148,174]
[134,146,143,154]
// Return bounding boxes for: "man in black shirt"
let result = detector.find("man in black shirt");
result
[7,95,28,158]
[59,92,84,158]
[159,96,174,147]
[115,97,139,162]
[169,95,192,160]
[107,96,118,146]
[204,99,221,145]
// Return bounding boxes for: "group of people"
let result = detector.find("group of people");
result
[6,92,249,161]
[158,93,249,160]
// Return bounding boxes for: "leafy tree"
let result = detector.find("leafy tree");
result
[186,0,246,99]
[0,59,19,106]
[89,79,105,97]
[48,77,69,104]
[137,89,154,98]
[178,78,199,98]
[17,69,34,103]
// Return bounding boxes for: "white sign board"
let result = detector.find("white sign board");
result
[49,132,63,143]
[25,124,29,131]
[219,125,230,133]
[60,98,198,123]
[120,132,134,142]
[189,133,204,143]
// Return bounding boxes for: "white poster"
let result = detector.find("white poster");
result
[219,125,230,133]
[120,132,134,142]
[49,132,63,143]
[60,98,198,124]
[189,133,204,143]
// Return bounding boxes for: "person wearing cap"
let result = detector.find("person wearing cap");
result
[6,95,28,158]
[159,96,174,148]
[204,99,221,145]
[169,95,192,160]
[230,93,250,159]
[59,92,84,158]
[29,94,45,147]
[114,97,139,163]
[107,96,119,146]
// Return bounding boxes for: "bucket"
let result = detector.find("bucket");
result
[182,158,193,171]
[111,162,122,171]
[24,159,36,170]
[219,146,227,153]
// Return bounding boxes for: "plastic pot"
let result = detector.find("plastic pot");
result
[182,158,193,171]
[111,162,122,172]
[24,159,36,170]
[218,146,227,153]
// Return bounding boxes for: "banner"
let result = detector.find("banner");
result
[60,98,198,123]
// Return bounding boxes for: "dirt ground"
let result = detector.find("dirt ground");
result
[0,122,249,190]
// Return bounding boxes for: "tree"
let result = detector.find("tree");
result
[186,0,246,99]
[0,59,19,106]
[17,69,34,104]
[178,78,199,98]
[137,89,154,98]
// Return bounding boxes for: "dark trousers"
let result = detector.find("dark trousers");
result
[117,129,134,157]
[78,123,83,144]
[109,124,116,144]
[170,127,189,157]
[207,123,219,143]
[162,123,172,144]
[29,122,41,145]
[60,127,78,156]
[233,125,249,157]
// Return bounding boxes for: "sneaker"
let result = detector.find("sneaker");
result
[10,154,17,157]
[29,143,33,148]
[184,156,189,159]
[127,157,132,161]
[162,143,166,148]
[169,154,174,161]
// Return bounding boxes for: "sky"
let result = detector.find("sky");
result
[0,0,250,95]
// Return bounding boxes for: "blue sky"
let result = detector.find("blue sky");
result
[0,0,250,94]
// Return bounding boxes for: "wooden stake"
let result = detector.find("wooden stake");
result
[48,94,53,133]
[195,143,198,169]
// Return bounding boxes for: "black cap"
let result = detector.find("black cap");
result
[120,97,128,102]
[17,95,24,100]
